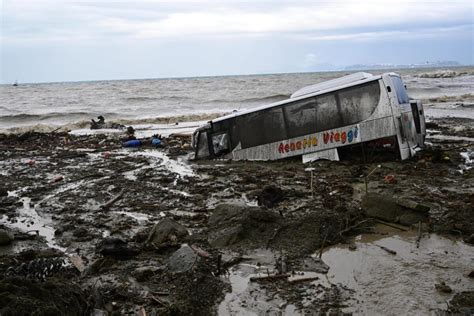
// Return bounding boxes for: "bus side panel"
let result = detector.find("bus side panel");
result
[225,116,397,161]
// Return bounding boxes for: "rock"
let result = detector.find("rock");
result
[133,266,163,282]
[208,226,243,247]
[168,244,198,273]
[468,271,474,278]
[146,218,189,246]
[398,212,426,226]
[257,185,284,208]
[361,193,404,222]
[208,203,248,227]
[362,193,428,225]
[396,198,430,213]
[0,188,8,197]
[448,291,474,315]
[207,203,280,248]
[52,175,64,183]
[302,257,329,274]
[464,234,474,245]
[435,281,453,293]
[72,227,89,238]
[96,237,139,259]
[0,229,14,246]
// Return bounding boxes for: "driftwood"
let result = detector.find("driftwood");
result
[101,189,124,210]
[149,294,169,307]
[377,245,397,255]
[416,221,422,248]
[249,274,290,282]
[375,219,409,231]
[339,219,372,236]
[288,276,319,284]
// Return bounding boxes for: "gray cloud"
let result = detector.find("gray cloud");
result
[2,0,472,42]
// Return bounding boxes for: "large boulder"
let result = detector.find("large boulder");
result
[207,203,280,248]
[361,193,427,225]
[146,218,189,246]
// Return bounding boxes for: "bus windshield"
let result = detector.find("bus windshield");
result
[391,76,409,104]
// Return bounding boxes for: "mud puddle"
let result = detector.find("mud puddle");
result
[218,249,295,315]
[1,197,65,252]
[218,225,474,315]
[322,225,474,315]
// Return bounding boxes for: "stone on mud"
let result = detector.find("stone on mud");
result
[257,185,284,208]
[302,257,330,274]
[207,203,280,248]
[0,229,13,246]
[0,188,8,197]
[435,281,453,293]
[146,217,189,246]
[168,244,199,273]
[398,212,425,226]
[362,193,427,225]
[464,234,474,245]
[448,291,474,315]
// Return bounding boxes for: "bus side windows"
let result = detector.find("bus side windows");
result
[315,94,340,131]
[337,81,380,125]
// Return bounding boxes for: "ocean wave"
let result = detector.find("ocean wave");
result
[208,94,289,104]
[0,111,117,122]
[111,112,227,126]
[0,112,227,134]
[241,94,290,103]
[124,96,161,102]
[415,70,474,79]
[124,95,199,102]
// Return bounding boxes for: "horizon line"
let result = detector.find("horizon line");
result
[2,63,473,85]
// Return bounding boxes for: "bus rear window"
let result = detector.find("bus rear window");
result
[391,76,409,104]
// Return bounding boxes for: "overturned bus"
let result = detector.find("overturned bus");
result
[192,72,426,162]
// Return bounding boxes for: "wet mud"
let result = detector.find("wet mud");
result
[0,108,473,315]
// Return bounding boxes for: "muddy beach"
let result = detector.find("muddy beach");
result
[0,102,473,315]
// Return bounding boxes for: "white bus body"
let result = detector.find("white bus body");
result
[193,72,426,162]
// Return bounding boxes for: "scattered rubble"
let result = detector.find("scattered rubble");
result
[0,111,472,314]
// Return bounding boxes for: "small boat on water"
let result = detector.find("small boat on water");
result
[12,80,18,87]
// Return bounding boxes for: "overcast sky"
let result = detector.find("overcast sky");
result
[1,0,473,83]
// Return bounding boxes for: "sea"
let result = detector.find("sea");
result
[1,67,473,134]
